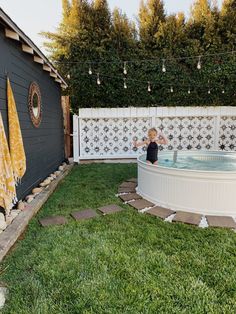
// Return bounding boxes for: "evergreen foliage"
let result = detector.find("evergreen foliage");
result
[42,0,236,111]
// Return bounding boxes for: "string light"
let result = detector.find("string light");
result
[89,65,92,75]
[124,78,127,89]
[67,74,71,79]
[83,72,230,94]
[162,59,166,73]
[197,56,202,70]
[97,73,101,85]
[123,62,127,75]
[54,50,236,65]
[207,80,211,94]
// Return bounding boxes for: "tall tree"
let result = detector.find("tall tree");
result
[41,0,236,109]
[219,0,236,49]
[91,0,111,48]
[155,13,187,54]
[138,0,165,50]
[41,0,90,58]
[190,0,212,22]
[111,8,137,55]
[62,0,71,24]
[186,0,221,53]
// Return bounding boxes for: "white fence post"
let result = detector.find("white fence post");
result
[214,113,221,150]
[73,115,80,163]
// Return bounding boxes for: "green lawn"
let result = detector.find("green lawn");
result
[1,163,236,313]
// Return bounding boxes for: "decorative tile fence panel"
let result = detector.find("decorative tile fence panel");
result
[156,116,215,151]
[219,116,236,151]
[73,107,236,161]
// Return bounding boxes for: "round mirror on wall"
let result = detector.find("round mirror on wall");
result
[28,82,42,127]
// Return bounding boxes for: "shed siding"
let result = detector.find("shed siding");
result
[0,25,65,200]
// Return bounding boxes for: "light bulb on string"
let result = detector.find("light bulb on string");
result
[67,74,71,79]
[89,65,92,75]
[162,59,166,73]
[123,62,127,75]
[207,80,211,94]
[197,56,202,70]
[222,89,225,94]
[124,78,127,89]
[170,86,174,93]
[148,81,151,92]
[188,87,191,94]
[97,73,101,85]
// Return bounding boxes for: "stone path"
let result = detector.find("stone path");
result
[206,215,236,229]
[119,193,142,202]
[39,216,68,227]
[117,178,236,230]
[172,211,202,226]
[39,205,125,227]
[39,177,236,230]
[98,204,125,215]
[129,199,154,211]
[119,182,137,189]
[71,209,98,221]
[118,187,136,194]
[146,206,175,220]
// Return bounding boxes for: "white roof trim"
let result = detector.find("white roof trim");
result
[0,7,68,88]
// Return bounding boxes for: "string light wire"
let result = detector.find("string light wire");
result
[74,71,233,93]
[54,50,236,65]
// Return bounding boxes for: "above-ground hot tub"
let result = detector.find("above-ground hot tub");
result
[137,151,236,216]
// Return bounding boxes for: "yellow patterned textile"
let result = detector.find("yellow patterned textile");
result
[7,78,26,181]
[0,112,17,213]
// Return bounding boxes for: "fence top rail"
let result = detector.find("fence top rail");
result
[77,106,236,119]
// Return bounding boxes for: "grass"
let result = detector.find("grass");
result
[1,163,236,313]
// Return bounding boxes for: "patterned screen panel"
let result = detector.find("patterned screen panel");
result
[80,117,151,157]
[156,116,215,151]
[79,114,236,158]
[219,116,236,151]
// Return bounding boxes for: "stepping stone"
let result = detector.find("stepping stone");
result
[39,216,67,227]
[118,187,136,194]
[119,193,142,202]
[129,199,154,211]
[206,215,236,229]
[98,204,125,215]
[146,206,175,219]
[71,209,98,221]
[126,178,137,183]
[173,211,202,226]
[119,181,137,189]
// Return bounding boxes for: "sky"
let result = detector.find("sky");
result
[0,0,223,54]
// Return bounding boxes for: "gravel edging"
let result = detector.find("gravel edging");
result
[0,164,74,262]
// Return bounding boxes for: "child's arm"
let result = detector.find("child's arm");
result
[133,139,148,148]
[156,133,168,145]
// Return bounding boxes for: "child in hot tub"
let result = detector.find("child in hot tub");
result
[133,128,168,165]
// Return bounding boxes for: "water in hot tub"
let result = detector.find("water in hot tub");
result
[140,152,236,171]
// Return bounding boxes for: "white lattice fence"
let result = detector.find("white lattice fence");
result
[73,107,236,161]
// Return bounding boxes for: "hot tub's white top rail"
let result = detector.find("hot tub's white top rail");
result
[78,106,236,119]
[138,152,236,177]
